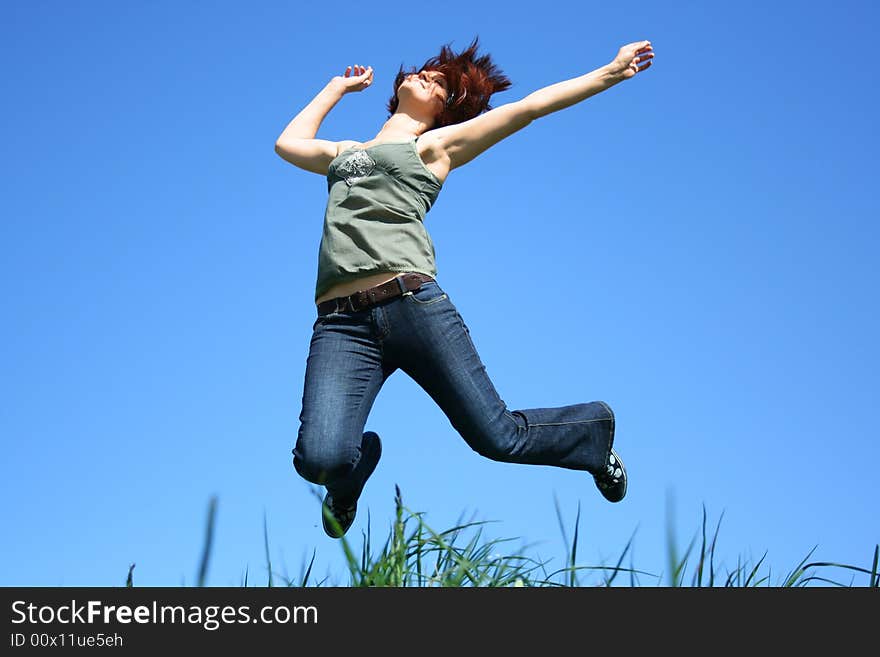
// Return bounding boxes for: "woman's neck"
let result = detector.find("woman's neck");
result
[375,113,433,141]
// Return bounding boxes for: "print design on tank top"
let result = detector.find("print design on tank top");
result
[335,150,376,187]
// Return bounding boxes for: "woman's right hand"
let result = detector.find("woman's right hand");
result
[332,65,374,94]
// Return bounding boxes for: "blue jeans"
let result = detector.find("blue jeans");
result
[292,278,616,505]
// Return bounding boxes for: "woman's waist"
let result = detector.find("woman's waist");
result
[316,271,413,305]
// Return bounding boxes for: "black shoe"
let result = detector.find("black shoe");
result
[321,492,357,539]
[322,431,382,538]
[593,448,627,502]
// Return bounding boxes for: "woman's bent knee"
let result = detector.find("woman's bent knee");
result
[292,440,358,485]
[460,419,522,463]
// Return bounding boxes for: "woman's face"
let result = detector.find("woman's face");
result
[400,69,449,111]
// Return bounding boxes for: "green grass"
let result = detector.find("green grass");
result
[127,486,879,587]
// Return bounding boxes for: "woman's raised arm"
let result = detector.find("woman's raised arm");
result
[525,41,652,119]
[275,65,374,174]
[434,41,653,171]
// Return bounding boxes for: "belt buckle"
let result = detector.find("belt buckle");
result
[334,296,350,313]
[350,290,367,312]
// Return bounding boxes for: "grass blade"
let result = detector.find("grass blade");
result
[744,551,767,587]
[300,549,316,587]
[871,545,879,588]
[263,510,273,587]
[196,496,217,587]
[695,504,707,587]
[125,564,135,588]
[783,546,818,587]
[708,510,725,587]
[569,502,581,587]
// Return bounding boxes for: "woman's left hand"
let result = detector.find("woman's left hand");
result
[609,41,654,80]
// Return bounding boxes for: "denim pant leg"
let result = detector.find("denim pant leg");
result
[382,281,614,474]
[292,308,396,504]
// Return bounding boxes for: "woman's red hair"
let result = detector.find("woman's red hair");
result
[385,36,512,129]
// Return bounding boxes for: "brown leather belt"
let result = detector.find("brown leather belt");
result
[316,272,435,316]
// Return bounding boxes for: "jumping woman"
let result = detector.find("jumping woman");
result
[275,36,654,537]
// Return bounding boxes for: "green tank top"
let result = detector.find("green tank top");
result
[315,137,444,302]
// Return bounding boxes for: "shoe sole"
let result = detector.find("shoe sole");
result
[595,448,627,503]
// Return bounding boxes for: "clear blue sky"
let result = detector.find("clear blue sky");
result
[2,0,877,586]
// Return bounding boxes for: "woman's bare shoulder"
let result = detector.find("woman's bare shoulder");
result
[335,140,363,156]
